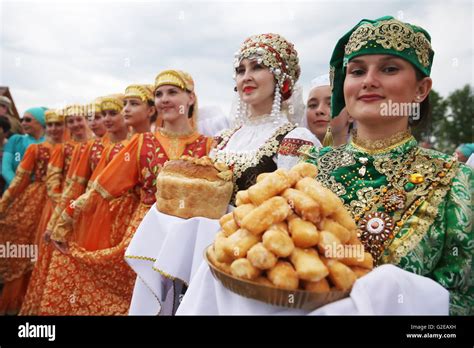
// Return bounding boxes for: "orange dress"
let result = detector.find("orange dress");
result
[84,138,133,247]
[0,142,54,314]
[19,139,86,315]
[39,131,212,315]
[89,138,130,184]
[51,137,129,244]
[47,136,110,235]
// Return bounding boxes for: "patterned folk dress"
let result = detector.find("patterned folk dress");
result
[19,139,88,315]
[38,130,212,315]
[303,130,473,315]
[0,142,54,314]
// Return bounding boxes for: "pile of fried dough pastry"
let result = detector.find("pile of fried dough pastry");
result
[207,162,374,293]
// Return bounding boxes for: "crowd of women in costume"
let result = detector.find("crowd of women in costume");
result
[0,15,472,316]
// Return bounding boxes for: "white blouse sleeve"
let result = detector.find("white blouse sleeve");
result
[276,127,321,169]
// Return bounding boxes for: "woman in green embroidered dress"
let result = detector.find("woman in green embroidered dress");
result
[302,16,473,315]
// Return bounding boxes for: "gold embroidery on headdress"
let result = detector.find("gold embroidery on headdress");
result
[345,19,431,68]
[45,109,65,123]
[125,85,154,103]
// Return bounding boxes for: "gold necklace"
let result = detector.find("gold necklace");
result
[158,127,195,139]
[351,129,414,155]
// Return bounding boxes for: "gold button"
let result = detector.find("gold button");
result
[409,173,424,184]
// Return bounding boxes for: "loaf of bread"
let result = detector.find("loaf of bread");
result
[156,156,233,219]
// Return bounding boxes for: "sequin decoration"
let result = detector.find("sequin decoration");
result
[381,189,406,212]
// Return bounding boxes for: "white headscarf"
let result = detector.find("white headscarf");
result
[301,74,331,129]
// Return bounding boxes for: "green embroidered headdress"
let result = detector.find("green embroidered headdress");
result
[329,16,434,118]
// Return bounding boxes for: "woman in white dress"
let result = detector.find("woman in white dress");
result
[125,33,320,315]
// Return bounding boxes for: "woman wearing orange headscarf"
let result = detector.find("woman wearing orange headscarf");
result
[44,99,108,240]
[0,109,65,315]
[18,105,91,315]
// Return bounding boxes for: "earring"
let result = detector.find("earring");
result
[322,126,334,147]
[270,84,282,125]
[234,86,237,92]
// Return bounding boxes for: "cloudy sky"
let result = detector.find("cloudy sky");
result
[0,0,472,118]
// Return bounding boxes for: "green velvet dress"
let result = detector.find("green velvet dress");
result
[301,130,473,315]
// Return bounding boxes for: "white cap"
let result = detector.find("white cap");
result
[310,74,330,88]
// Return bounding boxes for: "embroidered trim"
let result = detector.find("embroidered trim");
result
[46,165,63,203]
[125,255,156,262]
[212,123,296,198]
[71,190,92,221]
[137,133,145,179]
[278,138,313,156]
[92,181,114,201]
[125,254,190,287]
[214,126,242,151]
[329,65,336,91]
[382,156,459,264]
[152,266,189,287]
[46,205,63,231]
[50,209,74,242]
[316,145,356,197]
[297,144,315,158]
[71,174,88,186]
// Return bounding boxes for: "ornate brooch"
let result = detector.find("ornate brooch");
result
[358,211,394,259]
